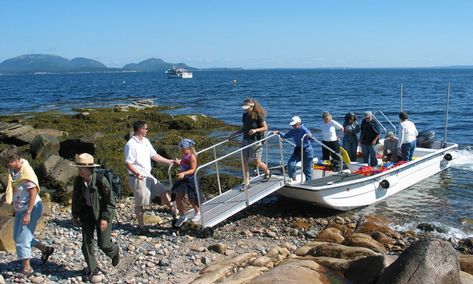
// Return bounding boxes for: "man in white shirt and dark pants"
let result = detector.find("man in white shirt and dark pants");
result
[398,111,418,161]
[125,120,175,234]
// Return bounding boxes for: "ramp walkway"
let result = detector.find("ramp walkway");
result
[168,133,287,230]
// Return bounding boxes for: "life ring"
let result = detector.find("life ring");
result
[443,153,453,161]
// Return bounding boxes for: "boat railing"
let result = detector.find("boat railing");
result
[373,110,397,136]
[190,133,284,228]
[299,134,346,180]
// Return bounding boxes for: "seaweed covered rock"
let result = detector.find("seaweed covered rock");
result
[169,114,225,130]
[30,134,60,160]
[200,173,241,197]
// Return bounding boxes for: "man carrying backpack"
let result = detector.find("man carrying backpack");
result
[71,153,120,281]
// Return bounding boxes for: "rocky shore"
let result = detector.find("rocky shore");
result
[1,102,472,283]
[1,196,473,283]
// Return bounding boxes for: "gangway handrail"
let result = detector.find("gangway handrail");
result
[373,110,397,135]
[299,134,346,181]
[193,133,282,228]
[167,133,244,195]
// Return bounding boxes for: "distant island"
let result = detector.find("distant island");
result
[0,54,242,75]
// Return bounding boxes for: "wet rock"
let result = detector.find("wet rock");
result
[251,256,274,268]
[356,221,401,240]
[417,222,448,234]
[375,238,460,284]
[248,258,347,284]
[222,266,269,284]
[345,254,397,284]
[208,243,226,254]
[343,233,387,254]
[459,254,473,275]
[317,227,345,244]
[307,241,380,260]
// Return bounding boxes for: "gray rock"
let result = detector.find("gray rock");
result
[159,258,170,266]
[30,134,60,160]
[376,238,461,284]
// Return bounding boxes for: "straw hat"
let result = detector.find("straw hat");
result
[73,153,100,167]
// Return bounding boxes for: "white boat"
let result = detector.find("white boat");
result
[165,66,193,79]
[277,139,458,211]
[276,102,458,211]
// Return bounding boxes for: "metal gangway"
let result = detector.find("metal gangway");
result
[167,133,287,232]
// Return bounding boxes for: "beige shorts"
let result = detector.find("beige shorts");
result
[128,176,168,207]
[242,139,262,163]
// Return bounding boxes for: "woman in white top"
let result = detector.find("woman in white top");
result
[320,112,344,167]
[398,111,418,161]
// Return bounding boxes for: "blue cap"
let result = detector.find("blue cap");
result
[179,138,195,149]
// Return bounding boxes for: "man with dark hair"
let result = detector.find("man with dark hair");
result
[125,120,175,234]
[359,111,381,166]
[398,111,418,161]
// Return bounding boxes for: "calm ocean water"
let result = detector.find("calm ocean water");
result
[1,69,472,237]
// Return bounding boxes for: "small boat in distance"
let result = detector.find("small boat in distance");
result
[165,66,193,79]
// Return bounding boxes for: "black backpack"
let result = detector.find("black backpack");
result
[94,168,122,201]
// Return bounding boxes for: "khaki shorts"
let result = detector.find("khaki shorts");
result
[128,176,168,207]
[242,139,262,163]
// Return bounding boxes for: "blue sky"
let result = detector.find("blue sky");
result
[1,0,472,68]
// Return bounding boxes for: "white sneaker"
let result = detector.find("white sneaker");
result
[175,215,188,227]
[192,213,201,223]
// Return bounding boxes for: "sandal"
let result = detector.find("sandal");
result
[41,246,54,264]
[262,170,272,182]
[240,183,249,192]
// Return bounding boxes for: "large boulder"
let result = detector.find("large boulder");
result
[375,238,461,284]
[248,259,348,284]
[459,254,473,275]
[343,233,387,254]
[0,217,15,252]
[40,154,77,186]
[345,254,397,284]
[316,227,345,244]
[59,139,95,159]
[308,242,379,260]
[0,122,36,145]
[30,134,60,160]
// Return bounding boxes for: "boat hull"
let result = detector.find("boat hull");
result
[276,143,458,211]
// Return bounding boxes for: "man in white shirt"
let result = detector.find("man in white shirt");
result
[125,120,175,234]
[398,111,418,161]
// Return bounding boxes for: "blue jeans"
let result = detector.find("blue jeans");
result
[288,147,314,181]
[13,201,42,260]
[343,136,358,162]
[401,141,416,161]
[361,144,378,167]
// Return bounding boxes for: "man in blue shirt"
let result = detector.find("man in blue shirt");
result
[274,116,314,183]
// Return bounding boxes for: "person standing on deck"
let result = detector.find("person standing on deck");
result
[342,112,360,162]
[274,116,315,183]
[359,111,381,167]
[398,111,418,161]
[320,112,344,170]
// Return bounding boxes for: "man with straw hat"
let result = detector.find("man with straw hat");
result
[71,153,120,281]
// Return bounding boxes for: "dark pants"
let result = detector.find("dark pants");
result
[401,141,416,161]
[322,140,341,162]
[80,207,118,272]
